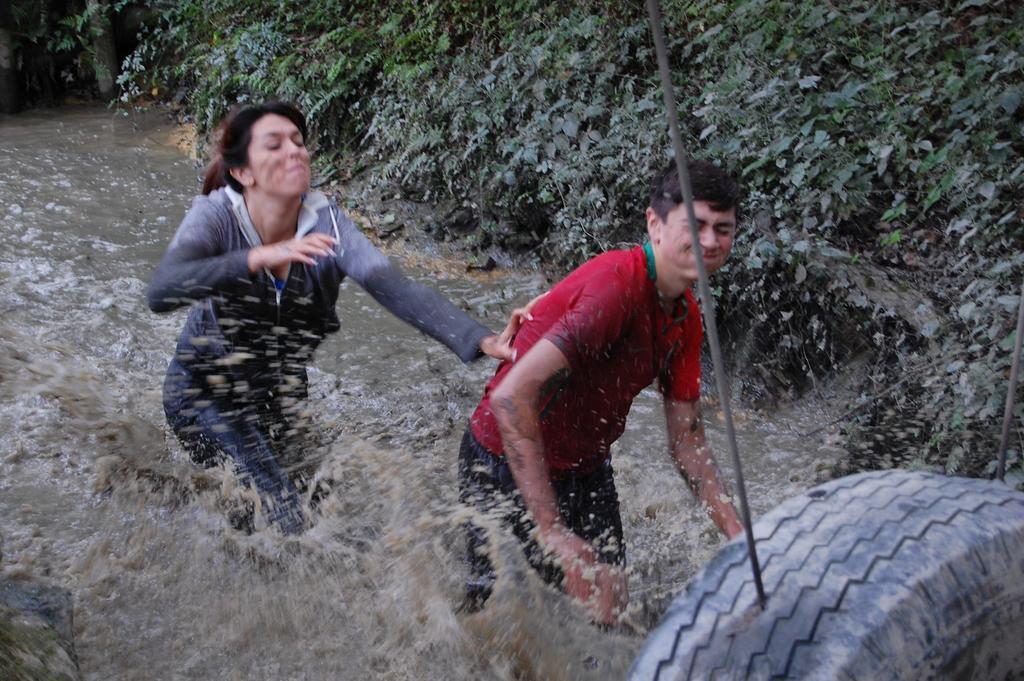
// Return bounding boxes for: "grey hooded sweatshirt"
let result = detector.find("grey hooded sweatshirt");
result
[147,187,491,403]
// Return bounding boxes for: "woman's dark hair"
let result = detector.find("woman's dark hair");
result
[648,159,741,222]
[201,101,309,195]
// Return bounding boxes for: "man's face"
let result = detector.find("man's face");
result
[646,200,737,299]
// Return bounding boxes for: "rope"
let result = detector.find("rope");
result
[996,275,1024,481]
[645,0,768,608]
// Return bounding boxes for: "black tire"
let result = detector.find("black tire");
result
[629,470,1024,680]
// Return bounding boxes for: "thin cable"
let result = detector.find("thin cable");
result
[645,0,767,608]
[996,275,1024,481]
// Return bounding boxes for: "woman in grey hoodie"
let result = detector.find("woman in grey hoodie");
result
[147,101,521,534]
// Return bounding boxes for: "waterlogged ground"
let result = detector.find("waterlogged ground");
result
[0,106,842,680]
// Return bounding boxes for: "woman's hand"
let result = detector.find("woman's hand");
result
[247,233,337,273]
[478,291,548,361]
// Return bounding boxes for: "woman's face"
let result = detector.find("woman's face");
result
[233,113,311,199]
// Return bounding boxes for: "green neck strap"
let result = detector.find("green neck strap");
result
[642,240,657,282]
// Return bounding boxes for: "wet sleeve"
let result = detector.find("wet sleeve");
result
[331,207,492,363]
[659,296,703,401]
[543,271,632,369]
[146,196,253,313]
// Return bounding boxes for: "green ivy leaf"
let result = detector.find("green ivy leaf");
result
[820,247,848,259]
[880,203,906,222]
[562,114,579,139]
[743,156,771,175]
[798,75,820,89]
[998,88,1021,115]
[957,301,977,321]
[997,295,1021,311]
[922,171,956,210]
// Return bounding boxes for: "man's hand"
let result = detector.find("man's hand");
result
[479,291,548,361]
[591,563,629,624]
[715,500,744,539]
[542,527,628,625]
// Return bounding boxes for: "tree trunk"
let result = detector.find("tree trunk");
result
[0,29,18,113]
[0,3,18,114]
[86,0,118,101]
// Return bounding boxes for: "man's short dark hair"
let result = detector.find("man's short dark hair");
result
[648,159,740,222]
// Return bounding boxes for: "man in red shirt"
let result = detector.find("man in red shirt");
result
[459,160,743,623]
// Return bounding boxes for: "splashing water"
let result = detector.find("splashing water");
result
[0,106,842,680]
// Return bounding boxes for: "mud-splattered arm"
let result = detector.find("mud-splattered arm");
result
[665,397,743,538]
[490,339,572,538]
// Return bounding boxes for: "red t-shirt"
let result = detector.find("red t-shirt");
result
[470,246,703,478]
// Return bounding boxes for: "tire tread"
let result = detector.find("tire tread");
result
[631,472,1024,681]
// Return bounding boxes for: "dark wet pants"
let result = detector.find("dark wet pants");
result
[458,428,625,606]
[162,359,305,534]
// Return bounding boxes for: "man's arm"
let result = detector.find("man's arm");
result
[490,338,626,622]
[665,397,743,538]
[489,339,583,554]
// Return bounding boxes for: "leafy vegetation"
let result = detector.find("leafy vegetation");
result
[117,0,1023,480]
[7,0,129,101]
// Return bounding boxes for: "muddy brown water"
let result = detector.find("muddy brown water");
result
[0,106,842,680]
